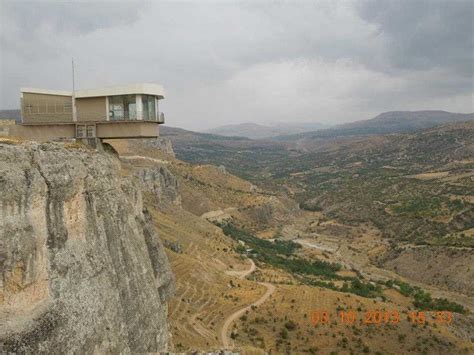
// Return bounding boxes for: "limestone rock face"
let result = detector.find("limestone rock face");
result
[0,142,175,354]
[135,164,181,209]
[140,137,175,157]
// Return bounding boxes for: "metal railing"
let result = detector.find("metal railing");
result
[158,112,165,123]
[101,109,162,122]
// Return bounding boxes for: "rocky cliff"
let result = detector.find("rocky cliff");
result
[135,164,181,209]
[0,141,175,353]
[131,137,175,157]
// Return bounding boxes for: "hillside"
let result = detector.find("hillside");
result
[271,122,474,244]
[0,109,20,121]
[160,125,289,181]
[275,110,474,141]
[205,122,327,139]
[171,122,474,244]
[339,110,474,132]
[106,135,474,353]
[162,121,474,296]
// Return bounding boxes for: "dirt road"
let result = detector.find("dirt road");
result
[225,258,256,279]
[220,259,275,349]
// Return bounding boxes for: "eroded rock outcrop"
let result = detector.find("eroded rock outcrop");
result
[0,141,174,353]
[135,164,181,209]
[132,137,175,157]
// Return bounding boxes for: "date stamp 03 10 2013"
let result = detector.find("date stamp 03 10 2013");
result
[310,309,453,326]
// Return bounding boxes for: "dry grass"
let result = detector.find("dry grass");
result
[148,208,267,351]
[407,171,450,180]
[0,137,25,145]
[0,119,16,126]
[232,280,472,354]
[117,140,474,353]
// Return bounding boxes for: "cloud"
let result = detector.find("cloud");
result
[356,0,474,76]
[0,1,145,62]
[2,1,144,35]
[0,0,472,129]
[171,58,473,130]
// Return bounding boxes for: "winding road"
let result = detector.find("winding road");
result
[220,259,275,349]
[225,258,256,278]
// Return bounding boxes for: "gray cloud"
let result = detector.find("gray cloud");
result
[0,0,472,130]
[356,0,474,75]
[0,1,145,70]
[2,1,143,35]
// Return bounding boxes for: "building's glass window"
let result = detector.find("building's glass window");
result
[109,95,136,120]
[125,95,137,119]
[142,95,148,120]
[142,95,156,120]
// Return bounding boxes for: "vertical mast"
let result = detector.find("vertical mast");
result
[72,58,77,122]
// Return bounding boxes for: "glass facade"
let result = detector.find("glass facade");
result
[108,94,157,121]
[142,95,156,120]
[109,95,136,120]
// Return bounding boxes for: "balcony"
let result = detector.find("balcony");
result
[73,109,164,123]
[158,112,165,124]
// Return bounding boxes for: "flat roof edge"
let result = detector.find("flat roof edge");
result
[21,88,72,96]
[76,83,165,98]
[21,83,165,99]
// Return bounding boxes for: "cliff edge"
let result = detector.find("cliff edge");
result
[0,141,175,353]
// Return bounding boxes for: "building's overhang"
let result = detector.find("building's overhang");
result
[76,83,165,99]
[20,83,165,99]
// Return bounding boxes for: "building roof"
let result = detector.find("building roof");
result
[21,83,165,99]
[21,88,72,96]
[76,83,165,98]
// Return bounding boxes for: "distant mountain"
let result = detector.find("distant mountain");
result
[160,125,288,181]
[275,110,474,141]
[0,109,21,121]
[161,125,250,142]
[204,122,328,139]
[337,110,474,133]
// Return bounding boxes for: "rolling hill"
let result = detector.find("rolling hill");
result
[275,110,474,141]
[164,121,474,247]
[0,109,21,121]
[336,110,474,133]
[204,122,328,139]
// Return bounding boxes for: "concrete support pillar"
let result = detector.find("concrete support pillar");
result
[81,137,104,151]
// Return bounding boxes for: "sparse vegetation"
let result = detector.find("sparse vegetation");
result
[170,123,474,246]
[386,280,466,313]
[124,121,473,353]
[220,223,385,298]
[219,222,341,279]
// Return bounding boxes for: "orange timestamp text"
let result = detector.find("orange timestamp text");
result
[310,309,453,326]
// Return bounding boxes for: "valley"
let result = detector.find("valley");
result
[107,120,474,353]
[2,121,471,353]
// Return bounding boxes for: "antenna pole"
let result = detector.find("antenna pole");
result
[72,58,77,122]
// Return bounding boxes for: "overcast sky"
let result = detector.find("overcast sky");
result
[1,0,472,130]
